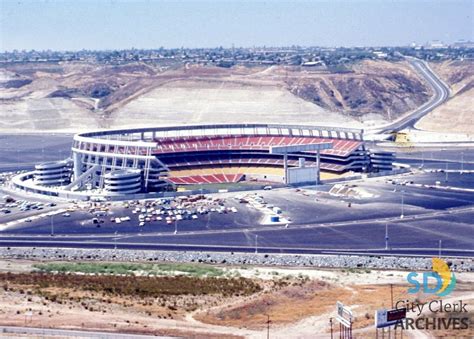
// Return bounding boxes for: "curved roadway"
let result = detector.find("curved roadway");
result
[372,57,450,134]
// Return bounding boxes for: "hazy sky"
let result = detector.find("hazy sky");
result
[1,0,472,51]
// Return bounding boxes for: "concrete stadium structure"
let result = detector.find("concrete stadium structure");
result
[34,160,72,186]
[12,124,394,199]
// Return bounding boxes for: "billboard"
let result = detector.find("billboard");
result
[336,301,353,327]
[375,308,407,328]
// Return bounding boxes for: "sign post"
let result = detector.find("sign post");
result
[375,307,406,338]
[336,301,353,338]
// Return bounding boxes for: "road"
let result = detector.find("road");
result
[1,205,473,257]
[370,57,450,134]
[0,325,172,338]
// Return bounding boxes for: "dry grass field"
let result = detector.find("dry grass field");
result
[0,260,473,338]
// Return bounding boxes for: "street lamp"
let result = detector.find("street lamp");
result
[50,215,54,236]
[174,219,178,234]
[400,190,405,219]
[385,223,389,250]
[255,234,258,254]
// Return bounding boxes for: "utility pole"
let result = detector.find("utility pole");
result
[329,317,333,339]
[390,284,394,308]
[266,314,271,339]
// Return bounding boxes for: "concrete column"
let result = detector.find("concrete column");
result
[72,151,83,181]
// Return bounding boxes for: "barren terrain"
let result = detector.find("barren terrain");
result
[0,260,473,338]
[416,60,474,135]
[0,60,433,132]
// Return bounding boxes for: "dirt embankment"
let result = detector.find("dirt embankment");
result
[429,59,474,94]
[416,60,474,135]
[285,60,431,120]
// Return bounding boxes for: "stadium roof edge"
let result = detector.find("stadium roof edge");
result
[75,124,364,139]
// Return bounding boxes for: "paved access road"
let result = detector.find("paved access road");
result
[371,57,450,134]
[0,325,173,338]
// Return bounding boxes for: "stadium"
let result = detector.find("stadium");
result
[13,124,393,198]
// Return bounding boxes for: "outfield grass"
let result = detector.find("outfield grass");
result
[33,262,224,277]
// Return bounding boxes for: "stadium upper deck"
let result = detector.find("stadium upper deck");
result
[153,135,362,157]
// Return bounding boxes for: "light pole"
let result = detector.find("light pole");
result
[255,234,258,254]
[385,223,389,250]
[445,163,449,182]
[50,215,54,236]
[461,152,464,174]
[438,240,442,258]
[400,190,405,219]
[174,219,178,234]
[114,231,118,250]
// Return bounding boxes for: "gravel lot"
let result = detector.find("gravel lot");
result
[0,247,472,272]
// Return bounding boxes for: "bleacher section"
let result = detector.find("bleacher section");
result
[167,166,345,185]
[167,173,244,185]
[153,135,361,157]
[163,156,348,172]
[151,133,368,185]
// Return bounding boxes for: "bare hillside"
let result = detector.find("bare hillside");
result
[285,60,431,120]
[416,60,473,135]
[0,60,433,132]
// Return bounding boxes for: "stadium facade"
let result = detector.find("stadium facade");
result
[13,124,394,199]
